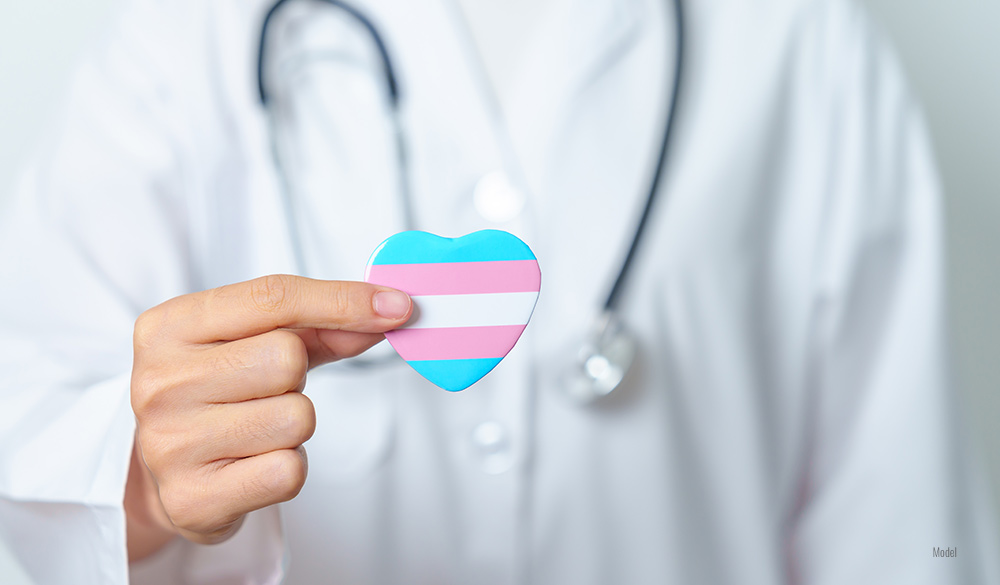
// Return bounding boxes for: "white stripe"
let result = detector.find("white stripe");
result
[402,292,539,329]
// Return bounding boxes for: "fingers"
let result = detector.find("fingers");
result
[136,329,387,406]
[161,447,309,544]
[300,328,388,369]
[138,275,412,345]
[129,275,407,546]
[196,329,310,403]
[184,393,316,463]
[138,390,315,543]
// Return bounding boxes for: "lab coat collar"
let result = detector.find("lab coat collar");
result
[335,0,648,206]
[503,0,645,123]
[439,0,647,197]
[523,0,649,199]
[413,0,645,111]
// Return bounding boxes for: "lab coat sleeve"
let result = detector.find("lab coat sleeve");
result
[0,0,284,583]
[789,2,1000,583]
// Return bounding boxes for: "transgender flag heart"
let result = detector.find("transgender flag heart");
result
[364,230,541,392]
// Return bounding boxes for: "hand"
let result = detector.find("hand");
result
[128,275,412,550]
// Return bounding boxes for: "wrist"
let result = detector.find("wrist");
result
[125,435,178,562]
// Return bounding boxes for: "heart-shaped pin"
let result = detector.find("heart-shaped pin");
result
[364,230,541,391]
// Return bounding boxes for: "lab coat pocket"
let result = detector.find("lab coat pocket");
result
[301,356,400,484]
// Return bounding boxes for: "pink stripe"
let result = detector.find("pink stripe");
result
[386,325,527,361]
[366,260,540,296]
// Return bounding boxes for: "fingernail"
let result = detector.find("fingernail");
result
[374,291,411,320]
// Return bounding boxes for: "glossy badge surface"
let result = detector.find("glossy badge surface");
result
[364,230,541,391]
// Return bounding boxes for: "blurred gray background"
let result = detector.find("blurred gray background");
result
[1,0,997,579]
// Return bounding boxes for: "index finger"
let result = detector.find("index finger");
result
[153,275,412,344]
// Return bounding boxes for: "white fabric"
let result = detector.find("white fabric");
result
[452,0,554,110]
[0,0,998,583]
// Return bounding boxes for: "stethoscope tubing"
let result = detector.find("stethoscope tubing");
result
[255,0,685,386]
[603,0,684,310]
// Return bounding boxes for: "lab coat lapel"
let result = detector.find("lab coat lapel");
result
[365,0,512,235]
[516,0,674,358]
[503,0,645,186]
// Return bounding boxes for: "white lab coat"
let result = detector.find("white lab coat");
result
[0,0,997,583]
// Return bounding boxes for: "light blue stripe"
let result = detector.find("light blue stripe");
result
[369,230,536,265]
[406,357,503,392]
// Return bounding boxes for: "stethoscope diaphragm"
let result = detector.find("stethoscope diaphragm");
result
[562,311,637,403]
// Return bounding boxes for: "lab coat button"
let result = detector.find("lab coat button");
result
[473,171,525,223]
[470,420,513,474]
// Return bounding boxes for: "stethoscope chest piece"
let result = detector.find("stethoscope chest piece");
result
[563,310,637,404]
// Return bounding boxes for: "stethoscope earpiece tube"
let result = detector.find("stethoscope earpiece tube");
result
[257,0,400,108]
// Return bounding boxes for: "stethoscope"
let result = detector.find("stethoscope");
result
[257,0,684,404]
